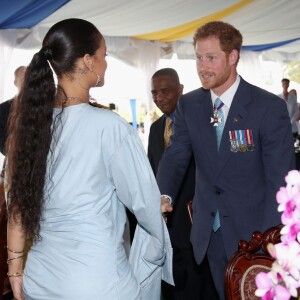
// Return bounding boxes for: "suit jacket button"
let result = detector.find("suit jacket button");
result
[215,190,221,195]
[211,212,215,217]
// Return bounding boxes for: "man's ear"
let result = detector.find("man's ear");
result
[178,84,184,95]
[229,49,239,65]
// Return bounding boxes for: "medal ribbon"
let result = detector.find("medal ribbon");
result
[213,101,224,114]
[231,130,236,140]
[246,129,253,145]
[239,130,246,145]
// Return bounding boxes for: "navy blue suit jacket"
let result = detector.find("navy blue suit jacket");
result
[148,115,195,249]
[156,78,295,263]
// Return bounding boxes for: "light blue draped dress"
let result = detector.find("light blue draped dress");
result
[23,104,171,300]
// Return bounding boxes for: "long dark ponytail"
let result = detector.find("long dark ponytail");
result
[7,18,102,239]
[7,48,55,239]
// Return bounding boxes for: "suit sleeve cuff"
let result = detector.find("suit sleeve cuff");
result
[161,194,173,205]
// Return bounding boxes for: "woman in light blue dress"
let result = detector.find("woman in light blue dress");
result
[6,19,172,300]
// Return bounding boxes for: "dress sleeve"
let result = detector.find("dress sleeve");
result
[108,126,163,241]
[108,125,174,289]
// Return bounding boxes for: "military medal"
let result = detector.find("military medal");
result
[210,101,224,127]
[238,130,247,152]
[229,129,255,152]
[246,129,254,151]
[210,114,222,126]
[229,131,239,152]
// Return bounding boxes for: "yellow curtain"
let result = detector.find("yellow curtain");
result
[133,0,253,42]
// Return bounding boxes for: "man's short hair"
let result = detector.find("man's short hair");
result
[281,78,290,84]
[193,21,243,56]
[151,68,180,85]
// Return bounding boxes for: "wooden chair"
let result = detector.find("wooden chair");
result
[225,225,283,300]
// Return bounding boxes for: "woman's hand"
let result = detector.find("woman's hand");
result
[9,275,24,300]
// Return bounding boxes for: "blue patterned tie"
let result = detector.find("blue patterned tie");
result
[214,98,224,150]
[213,98,224,232]
[212,210,220,232]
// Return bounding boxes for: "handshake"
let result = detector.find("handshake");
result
[161,195,173,222]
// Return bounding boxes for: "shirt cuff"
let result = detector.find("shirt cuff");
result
[161,194,173,205]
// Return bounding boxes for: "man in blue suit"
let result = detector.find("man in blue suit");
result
[157,21,295,299]
[148,68,218,299]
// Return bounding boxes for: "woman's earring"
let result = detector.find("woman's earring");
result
[95,74,101,87]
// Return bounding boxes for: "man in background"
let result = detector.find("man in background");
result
[158,22,295,299]
[278,78,298,138]
[0,66,27,155]
[148,68,217,300]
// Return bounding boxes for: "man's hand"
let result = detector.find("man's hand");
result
[161,197,173,214]
[161,197,173,223]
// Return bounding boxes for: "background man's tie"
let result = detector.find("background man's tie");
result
[213,98,224,232]
[164,117,173,148]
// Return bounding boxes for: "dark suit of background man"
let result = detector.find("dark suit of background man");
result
[148,68,218,300]
[0,66,27,155]
[157,22,295,300]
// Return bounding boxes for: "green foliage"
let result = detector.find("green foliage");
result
[283,62,300,84]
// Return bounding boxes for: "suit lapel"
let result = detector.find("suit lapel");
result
[197,91,219,169]
[216,79,252,178]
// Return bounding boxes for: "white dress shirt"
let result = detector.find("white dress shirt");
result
[211,75,241,124]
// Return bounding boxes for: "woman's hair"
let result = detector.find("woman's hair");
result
[6,18,103,239]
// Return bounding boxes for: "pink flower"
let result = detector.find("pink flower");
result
[283,200,296,218]
[277,188,291,210]
[281,221,300,243]
[255,272,275,299]
[256,170,300,299]
[255,271,290,300]
[287,223,300,242]
[272,242,300,280]
[285,170,300,186]
[273,285,293,300]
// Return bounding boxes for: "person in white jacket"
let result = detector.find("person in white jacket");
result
[277,78,299,138]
